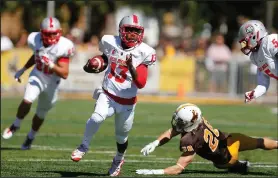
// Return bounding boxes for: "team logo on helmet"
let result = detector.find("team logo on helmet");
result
[191,110,198,123]
[245,25,254,35]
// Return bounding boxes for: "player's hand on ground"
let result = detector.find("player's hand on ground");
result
[245,90,255,103]
[14,67,26,83]
[140,140,159,156]
[136,169,163,175]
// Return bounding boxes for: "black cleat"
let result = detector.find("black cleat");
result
[21,136,34,150]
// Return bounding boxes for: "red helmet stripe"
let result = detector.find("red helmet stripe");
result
[132,15,138,24]
[257,31,260,40]
[50,17,53,28]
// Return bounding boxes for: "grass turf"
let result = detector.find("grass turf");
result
[1,98,277,177]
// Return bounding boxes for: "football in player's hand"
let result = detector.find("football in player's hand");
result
[83,55,107,73]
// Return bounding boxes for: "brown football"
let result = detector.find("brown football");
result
[83,55,107,73]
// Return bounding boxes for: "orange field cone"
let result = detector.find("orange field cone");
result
[177,83,185,98]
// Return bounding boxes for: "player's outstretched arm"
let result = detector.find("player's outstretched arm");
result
[14,54,35,83]
[245,69,270,103]
[136,153,195,175]
[140,128,179,156]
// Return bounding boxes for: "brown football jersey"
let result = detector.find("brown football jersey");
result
[180,118,231,165]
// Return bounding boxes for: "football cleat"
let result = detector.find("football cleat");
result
[2,125,19,139]
[71,144,88,162]
[228,160,250,175]
[21,136,34,150]
[108,158,125,176]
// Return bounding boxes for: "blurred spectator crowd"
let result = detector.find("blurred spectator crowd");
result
[1,3,277,95]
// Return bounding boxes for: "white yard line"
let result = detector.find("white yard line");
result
[2,144,156,158]
[6,133,276,140]
[2,144,277,168]
[3,159,277,168]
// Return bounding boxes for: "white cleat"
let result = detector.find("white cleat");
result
[108,158,125,176]
[2,125,19,139]
[71,149,86,162]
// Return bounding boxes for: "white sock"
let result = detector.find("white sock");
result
[27,129,37,139]
[81,117,101,149]
[115,151,125,161]
[13,117,22,128]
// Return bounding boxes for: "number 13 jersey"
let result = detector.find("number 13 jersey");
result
[99,35,156,99]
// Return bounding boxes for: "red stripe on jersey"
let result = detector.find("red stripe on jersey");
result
[50,17,53,28]
[57,57,70,63]
[103,88,137,105]
[133,15,138,24]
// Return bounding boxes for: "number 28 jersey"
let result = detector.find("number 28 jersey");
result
[179,118,230,165]
[27,32,75,84]
[99,35,156,99]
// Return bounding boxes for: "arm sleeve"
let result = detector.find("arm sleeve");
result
[142,50,157,66]
[98,35,108,53]
[180,137,196,156]
[254,69,270,98]
[133,64,148,89]
[64,41,75,58]
[269,35,278,59]
[27,32,37,51]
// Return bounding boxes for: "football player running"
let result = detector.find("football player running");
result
[238,20,278,103]
[136,103,278,175]
[2,17,75,150]
[71,14,156,176]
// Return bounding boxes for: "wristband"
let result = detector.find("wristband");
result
[48,61,55,69]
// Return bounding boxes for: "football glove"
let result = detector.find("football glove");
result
[41,56,54,69]
[14,67,26,83]
[136,169,164,175]
[140,140,159,156]
[244,90,255,103]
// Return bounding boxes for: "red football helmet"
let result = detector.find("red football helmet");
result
[40,17,62,46]
[119,15,144,48]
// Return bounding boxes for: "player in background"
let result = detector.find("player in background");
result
[238,20,278,103]
[136,103,278,175]
[2,17,75,150]
[71,14,156,176]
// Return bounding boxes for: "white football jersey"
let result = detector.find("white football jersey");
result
[28,32,75,84]
[250,34,278,85]
[99,35,156,98]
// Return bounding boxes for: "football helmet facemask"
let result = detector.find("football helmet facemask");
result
[238,20,268,55]
[171,103,202,133]
[119,15,144,48]
[40,17,62,46]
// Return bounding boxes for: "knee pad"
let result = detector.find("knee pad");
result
[115,133,128,144]
[36,103,55,119]
[90,112,105,124]
[35,108,49,119]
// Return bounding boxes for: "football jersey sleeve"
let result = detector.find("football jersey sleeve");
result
[99,35,110,53]
[27,32,39,51]
[142,49,157,66]
[268,34,278,59]
[60,39,75,58]
[254,69,270,98]
[180,135,196,156]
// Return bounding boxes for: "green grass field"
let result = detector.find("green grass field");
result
[1,97,277,177]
